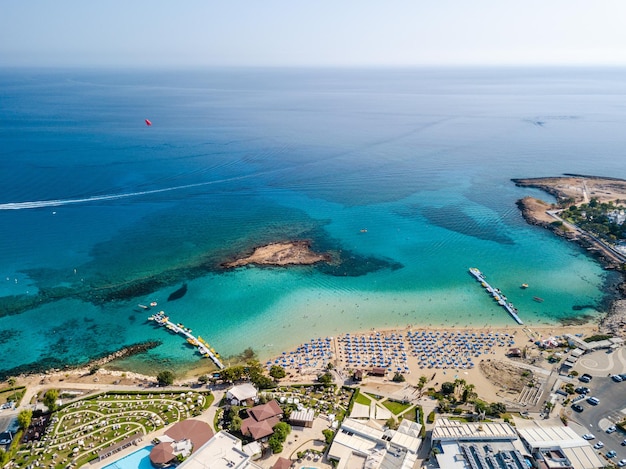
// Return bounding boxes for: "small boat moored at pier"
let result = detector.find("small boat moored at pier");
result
[469,267,523,325]
[148,311,224,369]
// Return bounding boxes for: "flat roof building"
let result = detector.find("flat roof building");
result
[177,431,263,469]
[328,417,421,469]
[516,422,605,469]
[431,418,529,469]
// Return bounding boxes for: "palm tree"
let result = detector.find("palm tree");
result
[462,384,477,403]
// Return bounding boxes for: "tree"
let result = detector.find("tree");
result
[441,382,455,395]
[7,377,16,395]
[268,422,291,454]
[273,422,291,439]
[386,417,399,430]
[157,370,175,386]
[267,434,283,454]
[17,409,32,430]
[269,365,286,381]
[322,428,335,444]
[417,375,428,390]
[252,374,276,390]
[229,415,242,433]
[318,372,333,386]
[220,365,245,383]
[487,402,506,417]
[198,375,209,385]
[474,400,487,415]
[43,389,59,412]
[462,384,476,403]
[392,372,405,382]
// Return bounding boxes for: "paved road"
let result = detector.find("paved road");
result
[568,376,626,462]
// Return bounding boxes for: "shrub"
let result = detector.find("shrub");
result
[584,334,612,343]
[441,382,455,395]
[269,366,286,380]
[322,428,335,444]
[43,389,59,412]
[157,370,175,386]
[318,372,333,386]
[427,411,436,424]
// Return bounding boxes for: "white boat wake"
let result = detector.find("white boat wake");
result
[0,174,257,211]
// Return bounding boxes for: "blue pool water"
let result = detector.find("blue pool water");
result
[102,446,156,469]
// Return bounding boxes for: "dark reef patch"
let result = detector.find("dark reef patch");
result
[317,252,402,277]
[0,340,161,381]
[0,328,19,343]
[415,205,514,245]
[1,198,403,318]
[168,283,188,301]
[559,314,594,326]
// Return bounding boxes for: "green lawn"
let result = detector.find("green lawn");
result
[355,392,371,406]
[12,390,212,469]
[382,400,412,416]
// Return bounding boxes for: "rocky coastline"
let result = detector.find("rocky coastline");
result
[0,340,161,381]
[513,176,626,336]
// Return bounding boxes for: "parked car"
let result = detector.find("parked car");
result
[612,375,624,382]
[607,450,617,458]
[575,386,590,394]
[607,426,617,434]
[617,458,626,467]
[582,433,595,440]
[593,441,604,449]
[621,439,626,446]
[579,374,592,383]
[587,396,600,405]
[571,403,584,413]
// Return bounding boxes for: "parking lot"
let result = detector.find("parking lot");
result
[568,347,626,463]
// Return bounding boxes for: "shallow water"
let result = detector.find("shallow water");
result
[1,67,624,377]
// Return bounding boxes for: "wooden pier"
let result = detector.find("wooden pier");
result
[469,267,524,325]
[148,311,225,369]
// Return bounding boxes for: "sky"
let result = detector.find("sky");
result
[2,1,626,68]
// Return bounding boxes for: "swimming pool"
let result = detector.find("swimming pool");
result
[103,445,157,469]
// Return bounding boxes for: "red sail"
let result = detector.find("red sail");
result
[145,119,152,126]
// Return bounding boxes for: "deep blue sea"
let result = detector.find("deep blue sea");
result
[1,67,625,377]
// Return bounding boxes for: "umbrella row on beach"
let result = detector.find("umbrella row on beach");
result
[266,337,333,370]
[339,332,409,371]
[266,330,517,373]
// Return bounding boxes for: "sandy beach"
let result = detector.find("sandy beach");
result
[5,322,599,405]
[5,175,626,410]
[263,322,601,404]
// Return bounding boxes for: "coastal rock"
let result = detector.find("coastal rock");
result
[515,197,558,228]
[600,299,626,337]
[0,340,161,381]
[222,240,333,268]
[514,176,626,338]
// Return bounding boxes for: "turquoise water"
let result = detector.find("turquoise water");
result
[0,67,624,377]
[102,445,156,469]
